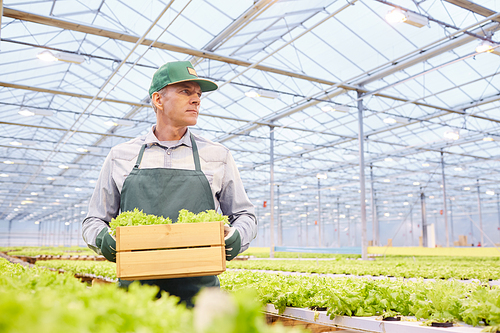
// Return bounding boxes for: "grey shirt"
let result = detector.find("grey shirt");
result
[82,127,257,254]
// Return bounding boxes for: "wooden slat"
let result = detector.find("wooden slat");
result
[116,221,224,251]
[2,7,335,86]
[444,0,500,23]
[117,246,225,280]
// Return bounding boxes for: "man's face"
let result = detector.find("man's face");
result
[153,81,202,128]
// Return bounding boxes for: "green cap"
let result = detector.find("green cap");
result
[148,61,218,97]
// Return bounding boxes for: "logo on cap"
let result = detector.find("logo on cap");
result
[187,67,197,76]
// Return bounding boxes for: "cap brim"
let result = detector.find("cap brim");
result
[168,78,218,93]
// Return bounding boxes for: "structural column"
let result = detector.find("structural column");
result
[277,185,282,246]
[370,164,378,246]
[497,193,500,245]
[337,198,340,247]
[357,91,368,259]
[269,125,275,258]
[477,179,484,246]
[421,189,427,247]
[440,151,449,247]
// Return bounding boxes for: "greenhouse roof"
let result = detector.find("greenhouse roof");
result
[1,0,499,246]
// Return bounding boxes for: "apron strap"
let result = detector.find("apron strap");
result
[190,133,202,171]
[135,144,147,168]
[134,134,202,171]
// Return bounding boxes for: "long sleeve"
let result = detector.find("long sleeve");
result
[82,151,121,254]
[218,150,257,253]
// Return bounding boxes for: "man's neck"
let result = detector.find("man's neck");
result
[154,123,188,141]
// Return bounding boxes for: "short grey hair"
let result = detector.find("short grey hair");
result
[150,86,168,113]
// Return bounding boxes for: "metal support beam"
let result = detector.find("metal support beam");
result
[370,164,379,246]
[269,125,275,258]
[421,190,427,247]
[444,0,500,22]
[337,197,340,247]
[477,179,484,246]
[441,151,449,247]
[357,90,367,260]
[0,0,3,51]
[277,184,282,246]
[450,199,455,245]
[497,193,500,245]
[317,178,322,247]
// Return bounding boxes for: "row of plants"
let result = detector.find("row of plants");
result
[220,270,500,332]
[0,258,302,333]
[35,260,117,279]
[227,258,500,281]
[31,259,500,331]
[0,245,96,257]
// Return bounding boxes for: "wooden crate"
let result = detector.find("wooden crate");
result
[116,221,226,280]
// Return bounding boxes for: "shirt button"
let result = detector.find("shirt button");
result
[167,151,171,155]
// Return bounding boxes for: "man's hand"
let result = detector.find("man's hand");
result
[224,226,241,261]
[95,227,116,262]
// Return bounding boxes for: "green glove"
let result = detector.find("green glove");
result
[95,227,116,262]
[224,226,241,261]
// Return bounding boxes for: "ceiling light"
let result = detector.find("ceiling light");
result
[89,180,96,184]
[454,167,463,171]
[245,89,279,99]
[384,157,393,162]
[352,176,359,180]
[105,119,134,127]
[288,194,295,198]
[316,173,327,179]
[321,105,350,113]
[475,40,495,53]
[486,190,495,196]
[3,161,14,164]
[34,221,40,225]
[301,185,308,189]
[65,222,70,225]
[31,192,38,196]
[0,174,9,177]
[463,187,471,191]
[345,205,351,208]
[77,148,89,153]
[340,214,346,218]
[385,8,428,28]
[383,117,397,124]
[330,187,336,191]
[18,107,53,117]
[383,179,391,182]
[47,177,56,180]
[37,50,85,64]
[429,195,434,199]
[404,202,409,205]
[37,50,58,62]
[75,188,82,192]
[413,182,420,186]
[422,162,430,167]
[483,136,495,142]
[293,145,304,151]
[384,212,390,217]
[444,130,460,140]
[9,141,22,146]
[58,165,69,169]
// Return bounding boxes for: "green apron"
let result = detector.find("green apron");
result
[119,133,219,306]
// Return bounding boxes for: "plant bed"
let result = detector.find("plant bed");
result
[116,221,226,280]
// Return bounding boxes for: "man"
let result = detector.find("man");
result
[82,60,257,306]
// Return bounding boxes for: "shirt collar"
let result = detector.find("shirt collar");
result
[144,125,192,148]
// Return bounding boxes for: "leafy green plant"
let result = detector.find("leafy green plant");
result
[110,208,228,236]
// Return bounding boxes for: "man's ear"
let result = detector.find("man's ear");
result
[151,92,163,111]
